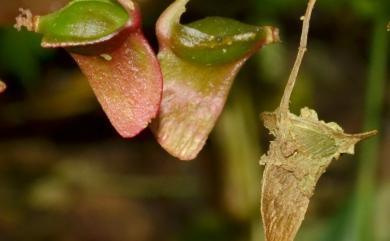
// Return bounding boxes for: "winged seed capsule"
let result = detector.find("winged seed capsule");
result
[260,107,377,241]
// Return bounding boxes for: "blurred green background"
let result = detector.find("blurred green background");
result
[0,0,389,241]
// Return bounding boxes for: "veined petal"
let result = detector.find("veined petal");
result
[153,0,279,160]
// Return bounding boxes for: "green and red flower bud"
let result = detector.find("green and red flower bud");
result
[15,0,162,138]
[152,0,280,160]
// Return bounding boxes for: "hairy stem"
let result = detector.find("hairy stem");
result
[279,0,317,114]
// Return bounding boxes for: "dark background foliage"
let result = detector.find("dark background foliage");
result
[0,0,389,240]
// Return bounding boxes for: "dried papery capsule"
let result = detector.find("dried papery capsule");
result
[260,108,376,241]
[259,1,377,240]
[15,0,162,138]
[153,0,279,160]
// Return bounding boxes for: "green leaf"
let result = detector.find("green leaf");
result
[152,0,279,160]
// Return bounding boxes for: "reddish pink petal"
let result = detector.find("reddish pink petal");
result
[0,81,6,93]
[71,31,162,138]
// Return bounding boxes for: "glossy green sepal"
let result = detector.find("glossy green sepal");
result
[153,0,279,160]
[171,17,275,65]
[36,0,133,47]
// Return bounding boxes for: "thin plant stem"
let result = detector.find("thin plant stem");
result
[213,83,263,241]
[279,0,317,114]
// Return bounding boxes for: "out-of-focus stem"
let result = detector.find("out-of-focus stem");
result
[213,84,263,241]
[353,7,388,241]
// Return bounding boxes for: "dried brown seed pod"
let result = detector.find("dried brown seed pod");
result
[260,108,376,241]
[259,0,377,240]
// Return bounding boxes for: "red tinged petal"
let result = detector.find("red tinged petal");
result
[0,81,6,93]
[152,50,250,160]
[152,0,279,160]
[71,31,162,137]
[15,1,163,138]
